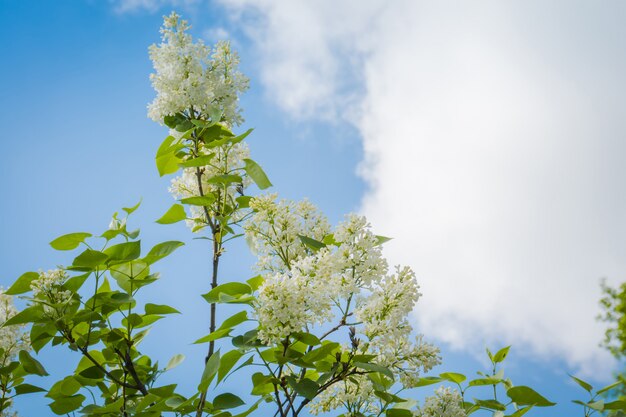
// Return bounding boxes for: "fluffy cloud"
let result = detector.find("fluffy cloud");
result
[112,0,199,13]
[221,0,626,376]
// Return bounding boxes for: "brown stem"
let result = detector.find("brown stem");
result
[195,234,220,416]
[77,345,142,393]
[114,347,149,396]
[273,384,286,417]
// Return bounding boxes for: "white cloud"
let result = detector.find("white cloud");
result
[112,0,199,13]
[222,0,626,376]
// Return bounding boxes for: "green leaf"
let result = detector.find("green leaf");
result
[50,232,92,251]
[604,400,626,411]
[474,399,506,411]
[218,350,244,384]
[250,372,275,395]
[156,136,183,177]
[179,154,215,168]
[386,409,413,417]
[180,195,216,206]
[104,241,141,263]
[206,174,243,185]
[198,351,221,392]
[292,332,321,346]
[213,393,245,410]
[202,282,252,304]
[19,350,48,376]
[246,275,264,291]
[507,386,555,407]
[243,158,272,189]
[440,372,466,384]
[412,376,443,387]
[354,362,394,379]
[375,235,392,245]
[292,378,320,400]
[14,383,46,395]
[63,273,90,293]
[236,195,252,208]
[587,400,605,411]
[469,377,501,387]
[166,354,185,371]
[123,199,142,215]
[569,374,593,393]
[6,272,38,295]
[493,346,511,363]
[144,241,184,264]
[597,380,623,395]
[219,311,249,331]
[145,303,180,315]
[72,249,108,268]
[49,394,85,415]
[156,204,187,224]
[374,391,407,404]
[508,406,533,417]
[47,377,81,398]
[231,128,253,144]
[164,114,186,129]
[298,235,326,252]
[193,329,232,344]
[231,398,261,417]
[5,306,44,326]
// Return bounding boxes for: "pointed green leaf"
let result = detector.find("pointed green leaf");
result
[72,249,108,268]
[50,232,92,251]
[218,311,249,331]
[213,393,245,410]
[569,374,593,393]
[144,241,184,264]
[493,346,511,363]
[5,306,44,326]
[166,354,185,371]
[198,351,221,392]
[440,372,466,384]
[179,154,216,168]
[156,204,187,224]
[6,272,38,295]
[597,380,623,395]
[292,378,320,400]
[103,241,141,263]
[218,350,245,384]
[49,394,85,415]
[14,383,46,395]
[180,195,216,206]
[507,386,555,407]
[19,350,48,376]
[122,199,142,215]
[202,282,252,304]
[243,158,272,190]
[354,362,394,379]
[298,235,326,252]
[375,235,392,245]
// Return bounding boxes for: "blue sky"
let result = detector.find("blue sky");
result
[1,1,625,416]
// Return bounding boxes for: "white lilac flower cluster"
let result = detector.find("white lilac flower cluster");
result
[245,194,330,273]
[416,387,466,417]
[244,195,442,414]
[31,269,73,315]
[148,12,249,126]
[168,131,252,231]
[308,374,378,416]
[0,289,30,363]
